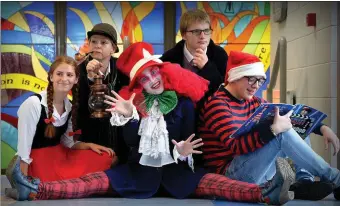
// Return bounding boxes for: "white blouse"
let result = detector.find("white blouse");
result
[16,90,78,164]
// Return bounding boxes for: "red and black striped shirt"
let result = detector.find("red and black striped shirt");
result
[198,86,275,174]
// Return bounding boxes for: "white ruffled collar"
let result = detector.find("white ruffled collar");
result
[138,100,175,167]
[109,100,195,170]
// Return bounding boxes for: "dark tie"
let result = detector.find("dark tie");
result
[190,59,195,67]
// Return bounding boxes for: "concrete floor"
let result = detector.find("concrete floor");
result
[1,176,339,206]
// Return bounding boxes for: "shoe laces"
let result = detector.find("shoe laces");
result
[261,177,273,189]
[261,177,278,204]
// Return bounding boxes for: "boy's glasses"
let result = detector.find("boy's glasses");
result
[186,29,213,36]
[245,76,266,86]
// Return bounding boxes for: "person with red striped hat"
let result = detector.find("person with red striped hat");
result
[198,50,340,201]
[10,43,295,205]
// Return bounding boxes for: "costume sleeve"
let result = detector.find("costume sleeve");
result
[312,123,324,135]
[122,119,141,147]
[16,96,42,164]
[174,99,196,171]
[173,144,194,172]
[203,98,275,156]
[180,99,196,139]
[110,106,139,126]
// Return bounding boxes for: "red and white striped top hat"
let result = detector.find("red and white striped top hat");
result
[117,42,165,89]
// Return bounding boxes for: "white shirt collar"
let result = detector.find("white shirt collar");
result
[183,43,207,62]
[39,90,72,114]
[98,61,110,78]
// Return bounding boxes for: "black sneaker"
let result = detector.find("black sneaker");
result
[334,186,340,200]
[289,181,334,200]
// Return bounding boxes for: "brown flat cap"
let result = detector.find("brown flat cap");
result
[87,23,119,53]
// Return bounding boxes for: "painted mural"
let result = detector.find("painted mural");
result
[66,2,164,58]
[1,1,56,170]
[1,1,270,170]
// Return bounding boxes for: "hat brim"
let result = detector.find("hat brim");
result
[129,60,169,90]
[87,31,119,53]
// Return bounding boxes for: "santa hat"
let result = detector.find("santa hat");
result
[225,51,266,84]
[117,42,166,89]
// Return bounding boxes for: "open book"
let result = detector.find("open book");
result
[231,103,327,139]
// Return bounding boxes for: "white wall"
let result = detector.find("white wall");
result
[271,2,338,166]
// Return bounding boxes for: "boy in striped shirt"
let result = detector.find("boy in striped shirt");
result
[199,51,340,201]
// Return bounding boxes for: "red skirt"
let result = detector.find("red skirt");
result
[28,144,113,182]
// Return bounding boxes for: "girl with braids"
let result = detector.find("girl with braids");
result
[6,56,115,186]
[11,43,295,205]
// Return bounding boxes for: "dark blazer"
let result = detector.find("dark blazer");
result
[105,97,207,199]
[160,39,228,97]
[76,56,130,162]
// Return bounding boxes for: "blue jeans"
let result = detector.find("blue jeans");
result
[225,128,340,188]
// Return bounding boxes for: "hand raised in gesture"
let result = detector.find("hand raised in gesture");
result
[104,91,136,118]
[171,134,204,157]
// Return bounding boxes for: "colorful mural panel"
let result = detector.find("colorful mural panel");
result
[1,1,56,169]
[66,2,164,58]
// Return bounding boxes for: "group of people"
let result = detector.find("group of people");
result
[6,9,340,205]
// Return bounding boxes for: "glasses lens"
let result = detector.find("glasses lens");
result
[248,77,257,85]
[203,29,212,35]
[247,77,266,86]
[192,30,201,36]
[258,79,266,86]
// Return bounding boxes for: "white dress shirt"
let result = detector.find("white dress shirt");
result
[183,44,208,63]
[16,90,78,164]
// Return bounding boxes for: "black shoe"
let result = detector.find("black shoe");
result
[334,186,340,200]
[289,181,334,200]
